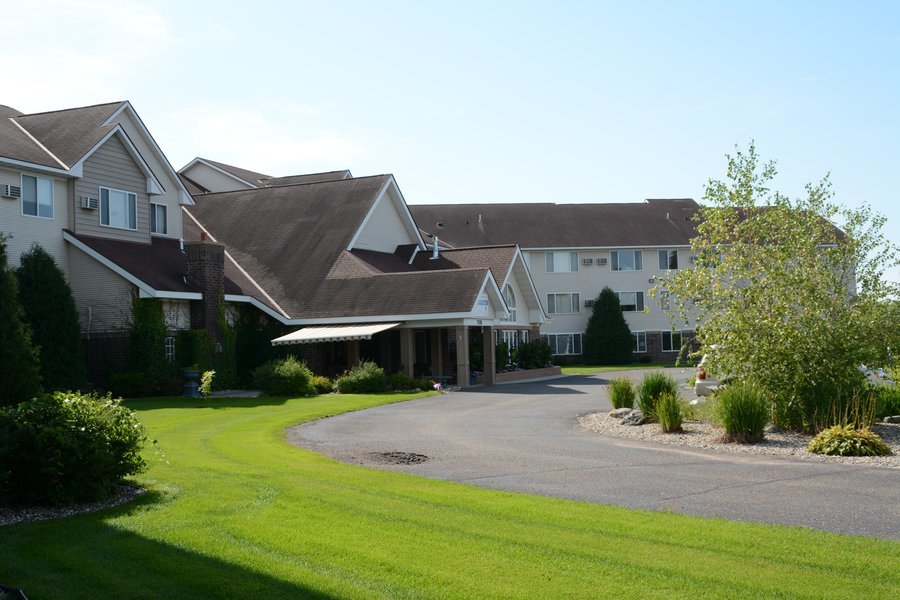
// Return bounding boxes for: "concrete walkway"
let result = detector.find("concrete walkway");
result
[289,370,900,540]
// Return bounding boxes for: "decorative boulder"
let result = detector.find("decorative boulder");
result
[610,407,633,419]
[622,410,649,426]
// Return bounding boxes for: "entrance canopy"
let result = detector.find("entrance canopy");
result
[271,322,400,346]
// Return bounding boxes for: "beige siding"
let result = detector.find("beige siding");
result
[181,161,255,192]
[0,166,70,276]
[74,134,150,243]
[162,300,191,330]
[67,245,135,333]
[354,190,417,252]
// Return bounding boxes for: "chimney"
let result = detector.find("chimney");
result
[185,238,225,343]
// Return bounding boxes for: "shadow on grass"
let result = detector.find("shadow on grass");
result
[124,395,293,411]
[2,491,334,599]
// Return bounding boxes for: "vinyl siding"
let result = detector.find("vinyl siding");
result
[181,161,256,192]
[354,190,417,252]
[67,244,135,333]
[0,166,70,276]
[74,134,150,243]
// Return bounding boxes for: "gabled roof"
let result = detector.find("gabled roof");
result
[199,158,272,186]
[410,199,701,249]
[260,170,352,186]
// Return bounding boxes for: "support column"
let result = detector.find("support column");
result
[483,326,496,385]
[347,340,360,367]
[399,328,415,377]
[430,328,443,376]
[455,325,470,387]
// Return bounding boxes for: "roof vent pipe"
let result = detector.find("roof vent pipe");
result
[431,236,440,260]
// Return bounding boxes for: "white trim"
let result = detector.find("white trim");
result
[180,157,259,188]
[544,250,580,273]
[71,127,166,196]
[182,207,291,319]
[20,173,54,220]
[615,290,645,312]
[99,185,138,231]
[62,231,202,299]
[8,118,68,169]
[661,329,686,352]
[546,291,580,315]
[346,176,427,251]
[272,322,400,346]
[0,155,73,177]
[547,332,583,356]
[610,249,644,272]
[503,246,549,322]
[632,330,648,353]
[525,244,691,251]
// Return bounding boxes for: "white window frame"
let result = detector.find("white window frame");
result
[164,336,176,362]
[632,331,647,353]
[151,202,167,235]
[100,186,137,230]
[502,284,517,322]
[545,251,579,273]
[547,292,580,314]
[611,250,642,272]
[659,290,674,312]
[658,249,678,270]
[661,330,684,352]
[548,333,582,356]
[616,291,645,312]
[21,174,54,219]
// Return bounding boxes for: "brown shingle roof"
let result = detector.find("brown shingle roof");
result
[10,102,124,167]
[410,199,700,248]
[260,170,352,186]
[199,158,272,185]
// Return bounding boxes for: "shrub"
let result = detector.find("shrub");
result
[415,378,437,392]
[335,361,389,394]
[608,378,635,409]
[636,372,678,420]
[0,392,147,506]
[310,375,333,395]
[583,287,634,365]
[200,370,216,398]
[496,342,511,371]
[656,392,683,433]
[517,341,552,370]
[390,372,418,391]
[875,385,900,419]
[714,383,770,443]
[253,356,315,397]
[808,425,892,457]
[0,236,41,406]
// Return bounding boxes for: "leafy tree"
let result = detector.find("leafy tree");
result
[583,287,634,365]
[656,142,900,430]
[0,236,42,405]
[16,244,86,391]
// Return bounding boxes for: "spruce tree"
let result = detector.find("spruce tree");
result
[16,244,86,391]
[0,236,42,405]
[583,287,634,365]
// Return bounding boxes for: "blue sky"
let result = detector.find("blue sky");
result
[6,0,899,280]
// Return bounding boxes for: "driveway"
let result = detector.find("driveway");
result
[289,370,900,540]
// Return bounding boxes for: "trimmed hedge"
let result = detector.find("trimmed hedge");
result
[335,361,389,394]
[253,356,315,397]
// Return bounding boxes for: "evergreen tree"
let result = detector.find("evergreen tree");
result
[16,244,87,391]
[0,236,42,405]
[583,287,634,365]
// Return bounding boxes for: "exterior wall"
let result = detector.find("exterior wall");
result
[74,134,150,243]
[181,161,255,193]
[67,245,135,333]
[498,272,529,327]
[0,166,70,275]
[353,192,418,252]
[527,247,695,360]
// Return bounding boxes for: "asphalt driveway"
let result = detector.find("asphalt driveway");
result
[289,370,900,540]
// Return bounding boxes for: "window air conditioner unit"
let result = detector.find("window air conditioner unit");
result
[582,258,593,265]
[81,196,99,210]
[584,299,595,308]
[2,184,21,199]
[597,257,608,265]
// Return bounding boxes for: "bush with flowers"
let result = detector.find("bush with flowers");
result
[0,391,147,506]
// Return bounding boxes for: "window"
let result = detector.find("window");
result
[547,292,579,314]
[658,249,678,270]
[659,290,674,311]
[661,330,683,352]
[21,174,53,218]
[502,284,517,322]
[632,331,647,353]
[549,333,582,355]
[151,203,167,234]
[164,336,176,362]
[545,251,578,273]
[101,187,137,230]
[616,291,644,312]
[611,250,642,271]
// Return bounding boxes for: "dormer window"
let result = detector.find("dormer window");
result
[21,174,53,219]
[100,187,137,230]
[151,203,167,235]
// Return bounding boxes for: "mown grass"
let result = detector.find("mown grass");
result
[2,392,898,599]
[560,362,674,375]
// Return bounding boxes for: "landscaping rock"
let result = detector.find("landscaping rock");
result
[764,423,781,434]
[622,410,649,426]
[609,408,633,419]
[884,416,900,424]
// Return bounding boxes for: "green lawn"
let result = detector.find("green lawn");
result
[2,393,898,599]
[560,362,678,375]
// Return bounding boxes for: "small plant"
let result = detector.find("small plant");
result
[253,356,315,397]
[608,378,635,409]
[414,378,437,392]
[390,372,418,391]
[874,385,900,420]
[0,391,147,506]
[310,375,333,395]
[335,361,389,394]
[200,370,216,397]
[636,372,678,420]
[656,392,683,433]
[808,425,892,456]
[714,383,770,444]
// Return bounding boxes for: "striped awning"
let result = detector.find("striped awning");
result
[271,322,400,346]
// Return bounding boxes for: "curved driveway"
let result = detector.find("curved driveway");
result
[290,371,900,540]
